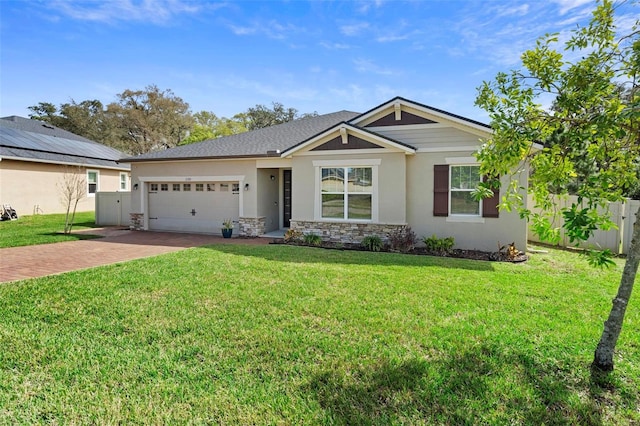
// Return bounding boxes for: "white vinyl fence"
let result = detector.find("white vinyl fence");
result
[95,192,131,227]
[527,194,639,254]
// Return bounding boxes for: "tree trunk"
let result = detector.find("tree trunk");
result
[592,204,640,371]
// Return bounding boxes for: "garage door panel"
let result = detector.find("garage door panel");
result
[148,182,239,233]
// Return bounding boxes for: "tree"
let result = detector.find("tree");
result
[108,85,193,154]
[239,102,317,131]
[58,166,85,234]
[180,111,248,145]
[28,102,64,126]
[473,0,639,372]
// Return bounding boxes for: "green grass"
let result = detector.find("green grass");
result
[0,245,638,424]
[0,212,100,248]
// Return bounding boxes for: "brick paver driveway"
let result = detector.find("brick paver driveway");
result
[0,229,270,283]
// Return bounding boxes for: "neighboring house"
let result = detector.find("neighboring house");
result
[0,116,130,215]
[123,97,528,251]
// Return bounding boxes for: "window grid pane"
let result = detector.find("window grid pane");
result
[321,166,373,220]
[450,165,480,215]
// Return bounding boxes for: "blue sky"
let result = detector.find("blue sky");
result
[1,0,637,123]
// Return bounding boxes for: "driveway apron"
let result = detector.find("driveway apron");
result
[0,230,270,283]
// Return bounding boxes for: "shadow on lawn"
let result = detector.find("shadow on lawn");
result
[304,344,605,425]
[207,244,496,271]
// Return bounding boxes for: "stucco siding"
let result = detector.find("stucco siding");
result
[0,159,124,215]
[406,152,528,252]
[291,152,406,224]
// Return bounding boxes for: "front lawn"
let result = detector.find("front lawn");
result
[0,212,100,248]
[0,245,637,424]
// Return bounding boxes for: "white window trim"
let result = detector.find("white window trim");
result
[87,170,99,197]
[313,160,380,222]
[119,172,128,191]
[447,163,483,222]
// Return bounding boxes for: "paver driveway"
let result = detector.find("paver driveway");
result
[0,229,270,283]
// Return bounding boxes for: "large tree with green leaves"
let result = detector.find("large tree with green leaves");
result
[108,85,193,154]
[474,0,638,372]
[28,85,193,155]
[237,102,318,131]
[180,111,248,145]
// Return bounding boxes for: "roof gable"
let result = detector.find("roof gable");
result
[365,110,436,127]
[281,123,416,157]
[310,134,384,151]
[350,96,492,137]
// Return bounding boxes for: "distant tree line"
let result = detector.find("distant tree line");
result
[28,84,317,155]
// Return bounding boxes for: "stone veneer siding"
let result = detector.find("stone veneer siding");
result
[238,217,266,237]
[130,213,144,231]
[290,220,406,243]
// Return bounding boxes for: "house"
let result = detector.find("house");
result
[0,116,130,215]
[122,97,528,251]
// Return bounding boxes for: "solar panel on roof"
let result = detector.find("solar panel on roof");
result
[0,126,122,160]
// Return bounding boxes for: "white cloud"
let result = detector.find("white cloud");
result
[340,22,370,36]
[227,19,306,40]
[551,0,594,15]
[47,0,210,25]
[319,41,352,50]
[352,58,397,76]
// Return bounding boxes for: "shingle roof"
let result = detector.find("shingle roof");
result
[122,110,360,162]
[0,116,129,170]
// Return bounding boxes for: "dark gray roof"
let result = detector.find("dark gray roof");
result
[123,110,360,162]
[0,116,129,170]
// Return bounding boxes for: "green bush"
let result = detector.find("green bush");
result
[361,235,383,252]
[303,233,322,246]
[423,234,455,255]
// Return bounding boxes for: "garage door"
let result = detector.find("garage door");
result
[148,182,239,233]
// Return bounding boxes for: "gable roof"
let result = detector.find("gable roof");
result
[280,122,417,157]
[122,110,360,162]
[0,116,129,170]
[351,96,492,135]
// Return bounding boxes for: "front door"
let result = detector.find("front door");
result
[283,170,292,228]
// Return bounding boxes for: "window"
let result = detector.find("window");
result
[321,167,372,220]
[173,184,181,191]
[207,183,215,191]
[196,183,204,191]
[150,183,158,192]
[232,183,240,194]
[450,165,481,215]
[119,173,128,191]
[220,183,229,192]
[433,164,499,218]
[183,184,191,191]
[160,184,169,191]
[87,170,99,196]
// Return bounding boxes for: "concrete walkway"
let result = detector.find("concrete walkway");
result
[0,228,271,283]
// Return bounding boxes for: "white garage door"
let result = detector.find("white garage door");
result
[148,182,239,233]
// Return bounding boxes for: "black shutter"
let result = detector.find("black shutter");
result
[433,165,449,217]
[482,176,500,218]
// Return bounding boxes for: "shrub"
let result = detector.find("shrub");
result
[388,226,417,253]
[284,229,303,243]
[361,235,383,252]
[423,234,455,255]
[303,233,322,246]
